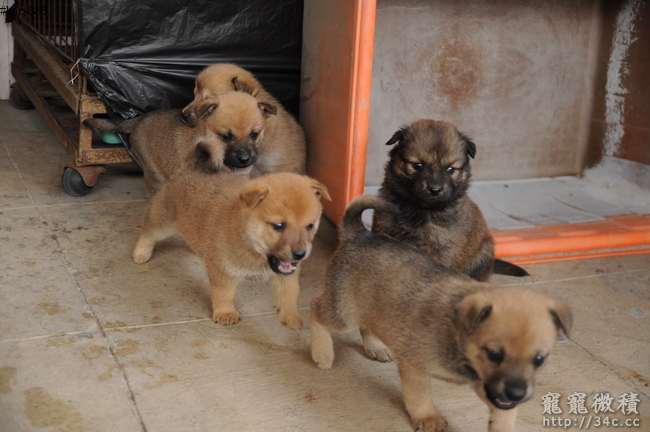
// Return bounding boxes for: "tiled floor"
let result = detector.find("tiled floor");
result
[0,100,648,432]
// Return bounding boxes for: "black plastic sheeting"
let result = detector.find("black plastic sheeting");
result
[77,0,303,119]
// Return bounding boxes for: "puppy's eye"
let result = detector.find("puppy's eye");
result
[446,166,455,174]
[486,349,504,364]
[533,355,546,367]
[271,222,285,232]
[250,131,260,140]
[220,133,233,142]
[306,223,315,231]
[411,162,424,171]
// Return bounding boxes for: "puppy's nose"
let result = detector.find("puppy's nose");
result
[181,111,189,120]
[428,186,442,196]
[504,378,527,402]
[235,149,251,164]
[292,249,306,260]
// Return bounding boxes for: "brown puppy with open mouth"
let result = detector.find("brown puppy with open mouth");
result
[310,195,571,432]
[84,91,276,197]
[181,63,306,177]
[372,119,528,281]
[133,169,330,329]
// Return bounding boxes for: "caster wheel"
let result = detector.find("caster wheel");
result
[9,87,35,110]
[62,167,93,197]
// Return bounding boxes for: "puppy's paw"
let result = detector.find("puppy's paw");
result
[362,333,393,362]
[278,310,303,330]
[132,251,152,264]
[132,239,154,264]
[364,346,393,362]
[311,347,334,370]
[412,414,448,432]
[212,310,241,326]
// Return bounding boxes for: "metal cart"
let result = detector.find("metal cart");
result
[9,0,132,196]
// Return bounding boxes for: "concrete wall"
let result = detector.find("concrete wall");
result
[365,0,603,185]
[587,0,649,167]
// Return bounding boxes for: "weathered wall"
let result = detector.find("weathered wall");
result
[365,0,603,185]
[587,0,649,167]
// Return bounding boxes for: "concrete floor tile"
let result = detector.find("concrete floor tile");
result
[599,268,650,303]
[468,179,603,227]
[490,253,650,287]
[0,207,98,340]
[105,316,420,432]
[1,131,147,206]
[0,333,144,432]
[0,102,51,134]
[0,139,32,209]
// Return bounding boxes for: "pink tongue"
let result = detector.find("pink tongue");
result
[279,261,294,272]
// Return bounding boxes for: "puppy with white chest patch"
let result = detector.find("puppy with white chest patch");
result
[133,170,330,329]
[310,195,572,432]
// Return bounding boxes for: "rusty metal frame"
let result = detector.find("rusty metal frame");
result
[10,8,132,170]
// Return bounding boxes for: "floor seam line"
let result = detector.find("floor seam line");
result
[568,339,650,399]
[0,309,308,343]
[2,141,149,432]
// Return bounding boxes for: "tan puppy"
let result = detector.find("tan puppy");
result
[84,91,275,197]
[311,195,572,432]
[181,63,306,176]
[373,119,528,281]
[133,170,330,329]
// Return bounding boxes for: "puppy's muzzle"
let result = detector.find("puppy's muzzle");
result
[484,378,530,410]
[225,146,258,169]
[268,249,308,275]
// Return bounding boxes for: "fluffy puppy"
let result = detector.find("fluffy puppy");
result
[133,170,330,329]
[372,119,528,281]
[310,195,572,432]
[85,92,275,197]
[181,63,306,176]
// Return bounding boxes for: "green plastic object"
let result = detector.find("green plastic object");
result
[95,129,122,144]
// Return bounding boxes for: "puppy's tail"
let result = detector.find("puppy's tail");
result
[340,195,399,243]
[83,117,141,134]
[493,258,529,277]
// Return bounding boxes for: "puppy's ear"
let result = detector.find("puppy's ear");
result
[458,132,477,159]
[549,301,573,339]
[385,127,407,146]
[232,76,261,97]
[456,294,492,335]
[240,181,269,208]
[196,102,218,120]
[192,141,224,173]
[258,102,277,118]
[310,179,331,201]
[181,105,199,127]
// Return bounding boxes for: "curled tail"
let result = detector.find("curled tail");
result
[493,258,529,277]
[83,117,141,134]
[340,195,399,243]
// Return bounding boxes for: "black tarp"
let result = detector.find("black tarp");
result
[76,0,303,119]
